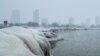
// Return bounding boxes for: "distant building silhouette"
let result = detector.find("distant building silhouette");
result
[86,18,90,27]
[81,22,85,27]
[51,22,59,27]
[11,10,20,25]
[95,16,100,26]
[33,9,39,26]
[3,20,8,27]
[41,18,48,27]
[69,17,74,26]
[27,21,39,27]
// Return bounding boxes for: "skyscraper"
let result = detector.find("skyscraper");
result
[69,17,74,26]
[33,9,39,25]
[95,16,100,26]
[11,10,20,24]
[86,18,90,26]
[41,18,48,27]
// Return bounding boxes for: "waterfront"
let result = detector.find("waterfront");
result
[53,30,100,56]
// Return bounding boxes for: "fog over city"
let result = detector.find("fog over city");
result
[0,0,100,25]
[1,0,100,56]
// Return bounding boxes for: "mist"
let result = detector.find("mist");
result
[0,0,100,25]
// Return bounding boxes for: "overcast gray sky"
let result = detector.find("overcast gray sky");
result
[0,0,100,25]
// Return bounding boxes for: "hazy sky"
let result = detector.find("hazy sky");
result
[0,0,100,25]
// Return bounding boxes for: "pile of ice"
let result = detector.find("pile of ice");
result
[0,26,64,56]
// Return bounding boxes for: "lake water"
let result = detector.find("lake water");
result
[52,30,100,56]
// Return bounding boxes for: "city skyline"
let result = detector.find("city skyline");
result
[0,0,100,25]
[0,10,100,26]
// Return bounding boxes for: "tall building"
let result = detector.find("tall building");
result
[95,16,100,26]
[81,22,85,27]
[86,18,90,26]
[41,18,48,27]
[69,17,74,26]
[33,9,39,25]
[11,10,20,24]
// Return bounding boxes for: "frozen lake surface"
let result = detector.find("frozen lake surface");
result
[53,30,100,56]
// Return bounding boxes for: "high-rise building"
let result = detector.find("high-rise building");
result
[69,17,74,26]
[41,18,48,27]
[86,18,90,26]
[33,9,39,25]
[11,10,20,24]
[95,16,100,26]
